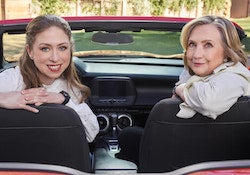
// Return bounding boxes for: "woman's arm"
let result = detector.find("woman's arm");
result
[66,100,100,142]
[183,73,248,117]
[0,91,40,113]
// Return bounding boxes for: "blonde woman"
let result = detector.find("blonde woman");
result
[174,15,250,119]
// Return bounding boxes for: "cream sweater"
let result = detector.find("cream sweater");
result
[176,62,250,119]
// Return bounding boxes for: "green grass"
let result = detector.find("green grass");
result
[4,18,250,62]
[4,30,184,62]
[232,17,250,56]
[73,30,183,55]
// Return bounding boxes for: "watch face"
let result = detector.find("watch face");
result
[62,91,70,97]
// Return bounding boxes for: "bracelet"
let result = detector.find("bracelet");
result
[60,91,70,105]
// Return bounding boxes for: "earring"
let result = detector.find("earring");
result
[223,58,228,63]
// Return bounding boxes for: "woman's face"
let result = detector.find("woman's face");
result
[186,24,225,77]
[27,26,71,85]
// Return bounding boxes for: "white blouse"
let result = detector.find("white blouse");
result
[0,66,99,142]
[176,62,250,119]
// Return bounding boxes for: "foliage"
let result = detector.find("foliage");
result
[165,0,198,16]
[102,0,120,15]
[127,0,150,16]
[166,0,184,14]
[81,0,101,15]
[184,0,198,13]
[32,0,72,15]
[32,0,229,17]
[203,0,226,14]
[165,0,226,16]
[81,0,120,15]
[148,0,167,16]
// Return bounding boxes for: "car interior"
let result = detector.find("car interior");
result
[0,17,249,174]
[0,104,91,172]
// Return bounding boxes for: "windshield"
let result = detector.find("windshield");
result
[3,29,183,62]
[73,30,183,58]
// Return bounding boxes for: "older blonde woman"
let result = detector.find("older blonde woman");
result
[174,15,250,119]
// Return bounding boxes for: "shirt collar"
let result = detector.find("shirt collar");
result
[213,61,234,74]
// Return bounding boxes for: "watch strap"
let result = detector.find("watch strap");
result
[60,91,70,105]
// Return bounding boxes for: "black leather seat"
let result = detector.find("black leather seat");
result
[0,104,91,172]
[138,96,250,173]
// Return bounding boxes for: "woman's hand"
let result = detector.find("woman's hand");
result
[22,88,65,106]
[174,83,186,101]
[0,90,45,113]
[0,88,66,113]
[21,87,48,107]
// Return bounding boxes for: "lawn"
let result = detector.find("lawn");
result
[4,30,183,62]
[232,17,250,57]
[3,17,250,62]
[73,30,183,56]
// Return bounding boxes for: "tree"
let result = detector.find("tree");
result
[203,0,226,15]
[81,0,101,15]
[102,0,120,15]
[165,0,227,17]
[32,0,71,15]
[127,0,151,16]
[184,0,198,14]
[81,0,120,16]
[148,0,167,16]
[166,0,184,15]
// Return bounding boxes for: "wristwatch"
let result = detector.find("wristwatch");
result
[60,91,70,105]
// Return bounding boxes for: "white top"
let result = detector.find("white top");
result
[176,62,250,119]
[0,66,99,142]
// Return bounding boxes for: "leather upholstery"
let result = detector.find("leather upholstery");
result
[0,104,91,172]
[139,96,250,173]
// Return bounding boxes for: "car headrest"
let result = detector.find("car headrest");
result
[0,104,92,172]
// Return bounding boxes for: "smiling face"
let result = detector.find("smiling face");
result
[27,26,71,85]
[186,24,225,77]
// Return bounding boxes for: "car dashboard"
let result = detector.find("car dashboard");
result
[74,56,183,135]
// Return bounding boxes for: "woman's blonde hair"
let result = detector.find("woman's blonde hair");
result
[180,15,247,75]
[19,14,90,102]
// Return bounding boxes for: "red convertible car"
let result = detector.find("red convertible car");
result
[0,16,250,175]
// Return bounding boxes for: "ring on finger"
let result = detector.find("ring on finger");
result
[34,96,38,102]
